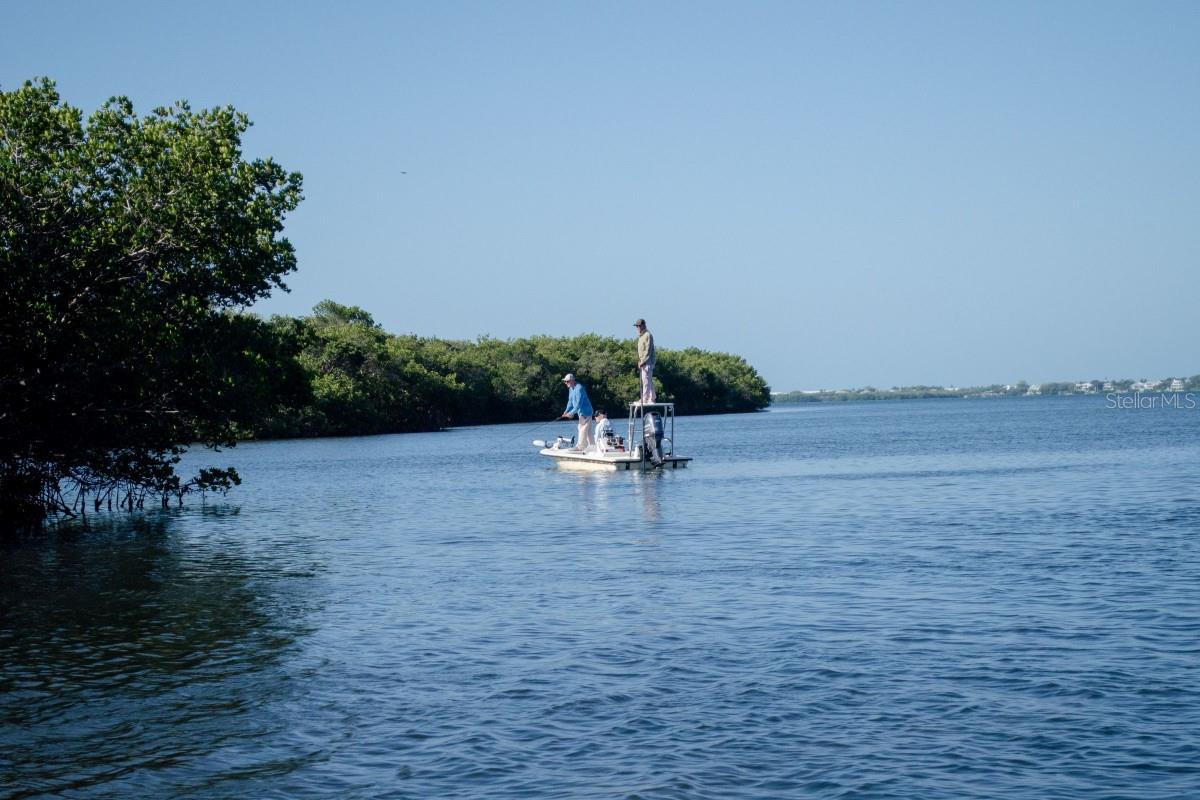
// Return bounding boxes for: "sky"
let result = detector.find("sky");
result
[3,1,1198,391]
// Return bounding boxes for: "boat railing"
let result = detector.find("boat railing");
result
[627,401,676,466]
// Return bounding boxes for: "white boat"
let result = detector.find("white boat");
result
[536,402,693,471]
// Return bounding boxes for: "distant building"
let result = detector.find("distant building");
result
[1103,382,1114,392]
[1026,384,1041,395]
[1170,378,1185,392]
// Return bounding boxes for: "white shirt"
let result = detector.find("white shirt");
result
[594,418,614,451]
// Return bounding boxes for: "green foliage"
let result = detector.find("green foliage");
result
[253,307,771,438]
[269,301,462,436]
[0,79,303,525]
[656,348,771,414]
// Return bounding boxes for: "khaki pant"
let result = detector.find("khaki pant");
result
[640,363,657,403]
[576,415,595,450]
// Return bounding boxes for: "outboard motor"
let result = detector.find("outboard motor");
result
[643,412,665,467]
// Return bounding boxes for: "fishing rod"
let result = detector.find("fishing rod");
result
[498,416,568,446]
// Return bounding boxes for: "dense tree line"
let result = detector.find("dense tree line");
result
[251,301,770,439]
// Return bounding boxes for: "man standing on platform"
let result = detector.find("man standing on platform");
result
[559,373,595,452]
[634,318,656,404]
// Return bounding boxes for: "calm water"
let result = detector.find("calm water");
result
[3,396,1199,799]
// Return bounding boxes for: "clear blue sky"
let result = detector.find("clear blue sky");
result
[4,1,1197,390]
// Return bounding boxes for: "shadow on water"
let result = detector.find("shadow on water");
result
[0,512,319,799]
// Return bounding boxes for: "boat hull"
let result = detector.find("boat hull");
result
[539,449,692,471]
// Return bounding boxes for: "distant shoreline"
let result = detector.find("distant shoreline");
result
[772,375,1199,404]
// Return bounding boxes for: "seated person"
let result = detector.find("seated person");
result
[593,410,616,453]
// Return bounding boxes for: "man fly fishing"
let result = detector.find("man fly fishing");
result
[559,373,595,452]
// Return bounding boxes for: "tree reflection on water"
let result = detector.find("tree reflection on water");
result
[0,511,319,796]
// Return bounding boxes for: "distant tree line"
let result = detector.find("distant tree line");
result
[250,301,771,438]
[775,386,970,403]
[774,375,1200,403]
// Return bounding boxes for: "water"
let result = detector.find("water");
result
[3,396,1199,799]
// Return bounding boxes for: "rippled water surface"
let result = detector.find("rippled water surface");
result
[3,396,1200,799]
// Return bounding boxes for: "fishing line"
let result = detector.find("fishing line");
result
[497,417,567,445]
